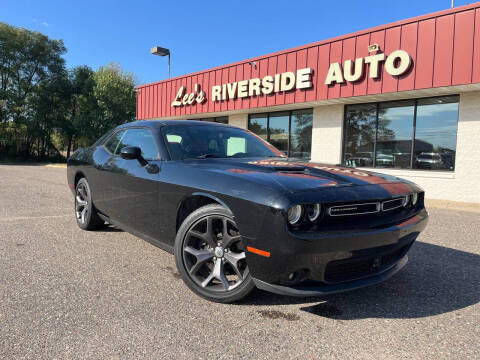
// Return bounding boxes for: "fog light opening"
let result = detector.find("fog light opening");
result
[280,269,310,286]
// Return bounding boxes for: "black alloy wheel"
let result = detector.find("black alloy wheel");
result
[74,178,104,230]
[174,204,255,303]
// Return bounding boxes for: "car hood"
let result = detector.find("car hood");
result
[182,157,411,193]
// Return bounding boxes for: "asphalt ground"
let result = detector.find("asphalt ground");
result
[0,164,479,359]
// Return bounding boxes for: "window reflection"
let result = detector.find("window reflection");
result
[376,100,414,169]
[414,96,458,171]
[343,96,459,171]
[118,128,159,160]
[249,114,268,140]
[248,109,313,159]
[291,110,313,160]
[269,112,289,156]
[344,104,376,168]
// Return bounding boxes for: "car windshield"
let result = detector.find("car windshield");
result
[161,124,285,160]
[418,154,438,160]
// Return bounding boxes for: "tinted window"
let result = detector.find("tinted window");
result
[248,109,313,159]
[117,128,159,160]
[249,114,267,140]
[290,109,313,160]
[269,112,289,156]
[414,96,459,171]
[376,100,415,169]
[344,95,459,171]
[343,104,376,168]
[104,130,125,154]
[162,125,284,160]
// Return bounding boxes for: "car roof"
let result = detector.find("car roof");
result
[117,119,232,130]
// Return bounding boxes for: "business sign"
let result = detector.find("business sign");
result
[171,48,412,107]
[325,49,411,85]
[171,68,313,107]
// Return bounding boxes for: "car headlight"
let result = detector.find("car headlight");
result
[411,192,418,206]
[403,195,410,207]
[306,203,321,222]
[287,205,303,225]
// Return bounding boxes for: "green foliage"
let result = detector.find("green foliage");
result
[0,23,137,161]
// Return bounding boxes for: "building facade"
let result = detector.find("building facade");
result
[136,3,480,203]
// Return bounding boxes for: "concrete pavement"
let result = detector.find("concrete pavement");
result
[0,164,479,359]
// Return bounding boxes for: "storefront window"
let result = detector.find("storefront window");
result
[268,112,289,155]
[376,100,415,169]
[343,104,376,168]
[249,114,267,140]
[343,95,459,171]
[413,97,458,171]
[291,109,313,159]
[248,109,313,159]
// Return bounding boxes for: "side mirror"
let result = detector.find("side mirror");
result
[119,146,151,168]
[120,146,142,160]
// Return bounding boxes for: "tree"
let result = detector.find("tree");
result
[92,62,136,137]
[0,22,66,157]
[0,23,138,161]
[62,66,97,157]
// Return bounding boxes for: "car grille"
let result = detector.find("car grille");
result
[324,242,413,283]
[382,197,405,211]
[328,202,380,216]
[327,197,407,217]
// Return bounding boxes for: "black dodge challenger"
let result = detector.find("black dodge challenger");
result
[67,120,428,303]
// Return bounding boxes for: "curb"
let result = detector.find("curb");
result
[425,199,480,214]
[45,164,67,168]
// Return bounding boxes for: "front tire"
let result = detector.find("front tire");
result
[74,178,104,230]
[174,204,255,303]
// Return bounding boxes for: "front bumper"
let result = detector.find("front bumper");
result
[253,255,408,296]
[245,208,428,296]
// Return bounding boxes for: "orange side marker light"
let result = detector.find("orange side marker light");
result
[247,246,270,258]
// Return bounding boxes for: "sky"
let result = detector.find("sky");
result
[2,0,474,86]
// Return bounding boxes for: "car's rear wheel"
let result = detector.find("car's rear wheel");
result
[174,204,255,303]
[75,178,104,230]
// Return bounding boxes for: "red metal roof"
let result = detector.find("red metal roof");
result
[137,2,480,119]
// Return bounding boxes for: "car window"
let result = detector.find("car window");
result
[166,134,182,143]
[94,130,114,146]
[117,128,159,160]
[162,124,285,160]
[104,130,125,154]
[226,137,246,156]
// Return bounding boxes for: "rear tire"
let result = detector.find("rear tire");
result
[74,178,104,230]
[174,204,255,303]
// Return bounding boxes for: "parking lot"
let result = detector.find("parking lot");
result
[0,164,479,359]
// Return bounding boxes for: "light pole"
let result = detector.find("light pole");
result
[150,46,170,78]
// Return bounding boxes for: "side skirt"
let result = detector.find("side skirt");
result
[98,213,174,254]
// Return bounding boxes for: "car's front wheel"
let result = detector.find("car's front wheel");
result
[174,204,255,303]
[74,178,104,230]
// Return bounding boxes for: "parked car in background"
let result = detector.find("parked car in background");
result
[375,152,395,167]
[415,152,444,170]
[67,120,428,303]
